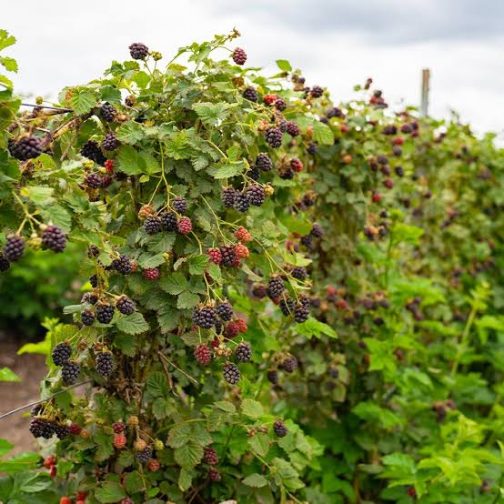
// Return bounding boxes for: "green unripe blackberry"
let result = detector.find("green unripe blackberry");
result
[223,362,240,384]
[96,351,114,377]
[96,303,115,324]
[235,342,252,362]
[62,361,80,385]
[116,295,135,315]
[3,235,25,262]
[81,309,95,326]
[52,342,72,366]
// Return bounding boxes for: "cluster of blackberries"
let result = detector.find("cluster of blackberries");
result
[3,235,25,262]
[80,140,107,166]
[142,207,192,236]
[96,351,114,377]
[8,136,43,160]
[193,305,217,329]
[221,185,266,212]
[29,417,68,439]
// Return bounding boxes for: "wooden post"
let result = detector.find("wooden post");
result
[421,69,430,116]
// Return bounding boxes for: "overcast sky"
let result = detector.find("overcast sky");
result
[3,0,504,137]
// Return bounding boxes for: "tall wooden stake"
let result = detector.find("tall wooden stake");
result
[421,69,430,116]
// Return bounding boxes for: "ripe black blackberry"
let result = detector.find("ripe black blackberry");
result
[85,172,102,189]
[291,267,307,281]
[193,306,217,329]
[383,125,397,135]
[89,274,98,288]
[307,142,317,155]
[3,235,25,262]
[203,446,219,465]
[112,255,132,274]
[29,417,55,439]
[265,127,283,148]
[88,244,100,258]
[81,309,95,326]
[216,301,233,321]
[219,246,237,267]
[243,87,258,102]
[285,121,300,137]
[326,107,343,118]
[52,342,72,366]
[279,167,294,180]
[144,216,162,234]
[310,86,324,98]
[102,132,119,150]
[96,302,115,324]
[232,47,247,65]
[267,369,279,385]
[222,187,237,208]
[96,351,114,377]
[274,98,287,111]
[116,295,135,315]
[41,225,67,252]
[223,362,240,384]
[311,223,323,238]
[248,166,260,181]
[255,153,272,172]
[279,355,297,373]
[245,184,265,206]
[235,342,252,362]
[294,302,310,323]
[0,254,10,272]
[136,446,153,463]
[233,192,250,213]
[300,234,313,248]
[173,196,188,214]
[252,284,267,299]
[160,211,178,231]
[8,136,43,160]
[53,423,70,440]
[395,166,404,177]
[273,420,288,437]
[80,140,106,166]
[267,276,285,299]
[62,361,80,385]
[279,298,295,316]
[100,102,117,122]
[129,42,149,60]
[377,155,388,165]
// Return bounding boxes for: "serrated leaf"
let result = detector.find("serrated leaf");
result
[145,371,169,399]
[116,312,149,335]
[117,145,145,175]
[313,120,333,146]
[214,401,236,413]
[241,398,264,419]
[116,121,145,144]
[168,423,192,448]
[95,481,126,503]
[209,163,244,179]
[159,272,189,295]
[177,291,200,309]
[178,468,193,492]
[248,433,269,457]
[192,102,230,127]
[124,471,145,494]
[138,252,166,269]
[243,473,268,488]
[188,254,209,275]
[174,442,204,469]
[296,317,337,339]
[20,185,54,206]
[41,205,72,232]
[70,89,98,115]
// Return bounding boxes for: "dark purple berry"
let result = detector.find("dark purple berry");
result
[96,351,114,377]
[129,42,149,60]
[243,87,258,102]
[222,187,237,208]
[144,216,162,235]
[173,196,188,214]
[216,302,233,322]
[112,255,132,274]
[41,225,67,252]
[265,127,283,148]
[223,362,240,384]
[80,140,106,166]
[3,235,25,262]
[245,184,265,206]
[116,295,135,315]
[8,136,43,160]
[81,309,95,326]
[232,48,247,65]
[255,153,272,172]
[233,192,250,213]
[96,303,115,324]
[102,132,119,150]
[62,361,80,385]
[193,306,217,329]
[160,211,178,232]
[100,102,116,122]
[235,342,252,363]
[273,420,288,437]
[52,342,71,366]
[267,276,284,299]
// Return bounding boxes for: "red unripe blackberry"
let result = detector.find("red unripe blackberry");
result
[96,351,114,377]
[243,87,258,102]
[255,153,272,172]
[52,342,72,366]
[81,309,95,326]
[177,216,193,235]
[274,98,287,111]
[60,497,72,504]
[120,499,134,504]
[203,446,219,465]
[245,184,265,206]
[62,361,80,385]
[220,245,237,267]
[252,284,267,299]
[290,158,303,172]
[0,253,10,272]
[273,420,288,437]
[222,187,237,208]
[216,301,234,321]
[112,255,132,274]
[208,467,221,482]
[285,121,300,137]
[224,321,240,339]
[160,211,178,231]
[8,136,43,160]
[208,247,222,265]
[143,268,160,281]
[294,302,310,323]
[129,42,149,60]
[85,172,103,189]
[102,132,119,150]
[41,225,67,252]
[265,127,283,148]
[234,243,249,259]
[232,47,247,65]
[100,102,117,122]
[233,192,250,213]
[173,196,188,214]
[80,140,106,165]
[223,362,240,384]
[69,423,82,435]
[43,455,57,469]
[147,458,160,472]
[3,235,25,262]
[267,276,285,299]
[393,136,404,146]
[144,215,162,234]
[116,295,135,315]
[383,178,394,189]
[279,355,297,373]
[235,318,248,333]
[234,226,252,242]
[263,94,278,106]
[114,433,127,449]
[96,302,115,324]
[267,369,279,384]
[136,446,153,464]
[291,267,307,281]
[194,344,212,366]
[193,306,217,329]
[310,86,324,98]
[113,422,126,433]
[372,192,382,203]
[235,342,252,362]
[104,159,115,173]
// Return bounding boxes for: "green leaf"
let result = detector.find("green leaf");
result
[138,252,165,269]
[177,291,200,309]
[0,367,20,382]
[192,102,230,127]
[0,439,13,457]
[116,121,145,144]
[296,317,337,339]
[214,401,236,413]
[276,59,292,72]
[116,312,149,335]
[70,89,98,115]
[124,471,145,494]
[168,423,192,449]
[248,433,270,457]
[0,30,16,51]
[174,442,204,469]
[188,255,209,275]
[41,205,72,232]
[209,163,244,179]
[20,185,54,206]
[159,272,189,295]
[117,145,145,175]
[241,398,264,419]
[178,468,193,491]
[313,121,334,146]
[0,56,17,73]
[17,339,50,356]
[243,473,268,488]
[95,480,126,503]
[145,372,169,399]
[0,452,40,473]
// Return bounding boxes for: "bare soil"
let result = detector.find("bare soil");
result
[0,340,47,455]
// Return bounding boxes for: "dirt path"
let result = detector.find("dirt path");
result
[0,340,47,455]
